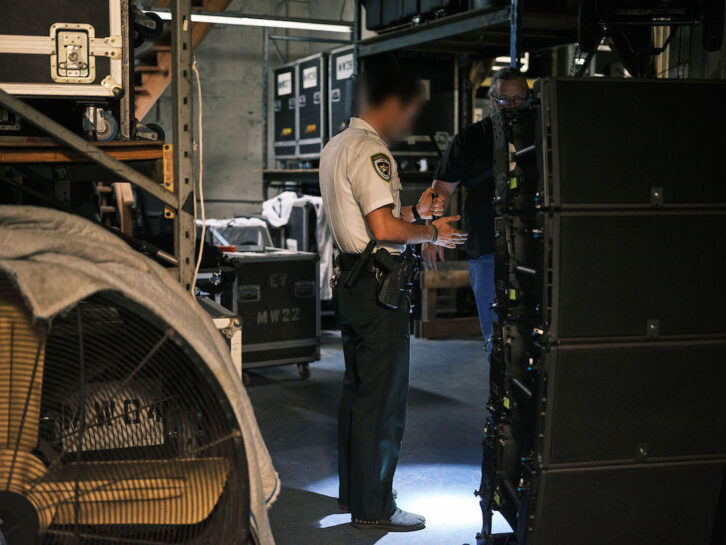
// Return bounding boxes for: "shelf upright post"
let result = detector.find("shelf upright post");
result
[171,0,196,291]
[120,0,133,139]
[510,0,522,68]
[353,0,362,77]
[263,27,270,172]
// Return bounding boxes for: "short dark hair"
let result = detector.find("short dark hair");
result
[488,66,529,97]
[358,54,424,107]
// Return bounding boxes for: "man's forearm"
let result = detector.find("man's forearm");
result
[432,180,456,210]
[366,208,436,245]
[375,216,435,244]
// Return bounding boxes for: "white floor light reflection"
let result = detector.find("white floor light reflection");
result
[309,463,512,542]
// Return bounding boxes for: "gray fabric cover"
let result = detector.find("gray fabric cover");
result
[0,206,278,545]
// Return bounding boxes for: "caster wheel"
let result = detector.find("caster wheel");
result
[242,372,251,386]
[83,110,118,142]
[133,30,145,49]
[297,363,311,380]
[146,122,165,141]
[137,11,164,40]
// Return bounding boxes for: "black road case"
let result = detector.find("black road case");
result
[296,53,326,159]
[227,250,320,376]
[288,201,317,253]
[273,62,298,159]
[0,0,133,139]
[328,45,355,138]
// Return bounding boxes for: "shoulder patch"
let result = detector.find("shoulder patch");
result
[370,152,392,182]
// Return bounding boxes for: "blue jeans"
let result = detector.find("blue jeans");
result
[468,254,496,352]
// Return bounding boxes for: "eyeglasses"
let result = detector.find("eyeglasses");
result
[492,94,527,106]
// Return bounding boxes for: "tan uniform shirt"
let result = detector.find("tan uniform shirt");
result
[319,117,404,255]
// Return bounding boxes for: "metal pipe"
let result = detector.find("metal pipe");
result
[353,0,361,78]
[269,35,351,44]
[513,144,535,160]
[601,19,700,26]
[511,378,533,399]
[272,39,287,64]
[263,27,270,171]
[120,0,132,139]
[509,0,522,68]
[0,87,176,208]
[151,8,352,33]
[353,0,361,44]
[515,265,537,276]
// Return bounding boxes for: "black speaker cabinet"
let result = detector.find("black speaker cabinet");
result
[538,78,726,209]
[544,211,726,340]
[515,461,726,545]
[481,78,726,545]
[540,340,726,466]
[496,211,726,340]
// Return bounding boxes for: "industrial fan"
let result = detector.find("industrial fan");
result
[0,279,251,545]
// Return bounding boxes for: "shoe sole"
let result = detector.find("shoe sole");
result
[351,521,425,532]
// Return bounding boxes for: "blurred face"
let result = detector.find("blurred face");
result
[490,77,529,111]
[378,95,424,141]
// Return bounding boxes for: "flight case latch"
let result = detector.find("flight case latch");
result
[50,23,95,83]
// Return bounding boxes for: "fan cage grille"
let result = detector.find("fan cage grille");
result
[1,285,251,545]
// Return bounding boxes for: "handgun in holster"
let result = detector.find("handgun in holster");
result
[374,247,422,310]
[343,240,377,289]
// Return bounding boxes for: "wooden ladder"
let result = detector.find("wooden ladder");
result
[134,0,233,121]
[97,182,135,235]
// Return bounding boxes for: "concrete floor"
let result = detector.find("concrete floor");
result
[247,330,497,545]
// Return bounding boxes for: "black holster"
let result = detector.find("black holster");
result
[374,247,422,310]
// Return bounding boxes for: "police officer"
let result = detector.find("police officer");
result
[319,57,466,532]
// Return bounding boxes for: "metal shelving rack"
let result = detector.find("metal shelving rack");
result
[0,0,197,291]
[261,1,578,196]
[354,1,577,62]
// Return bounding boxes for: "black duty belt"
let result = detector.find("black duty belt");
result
[338,251,402,271]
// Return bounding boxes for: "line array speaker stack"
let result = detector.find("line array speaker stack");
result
[478,77,726,545]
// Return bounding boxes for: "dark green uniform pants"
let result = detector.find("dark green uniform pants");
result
[334,271,410,522]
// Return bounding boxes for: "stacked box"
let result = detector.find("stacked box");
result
[273,63,297,159]
[297,53,326,159]
[328,46,355,139]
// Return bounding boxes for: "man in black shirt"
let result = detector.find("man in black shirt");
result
[422,66,530,350]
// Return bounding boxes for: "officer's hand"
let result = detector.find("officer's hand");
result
[422,242,446,270]
[416,188,445,220]
[432,215,468,249]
